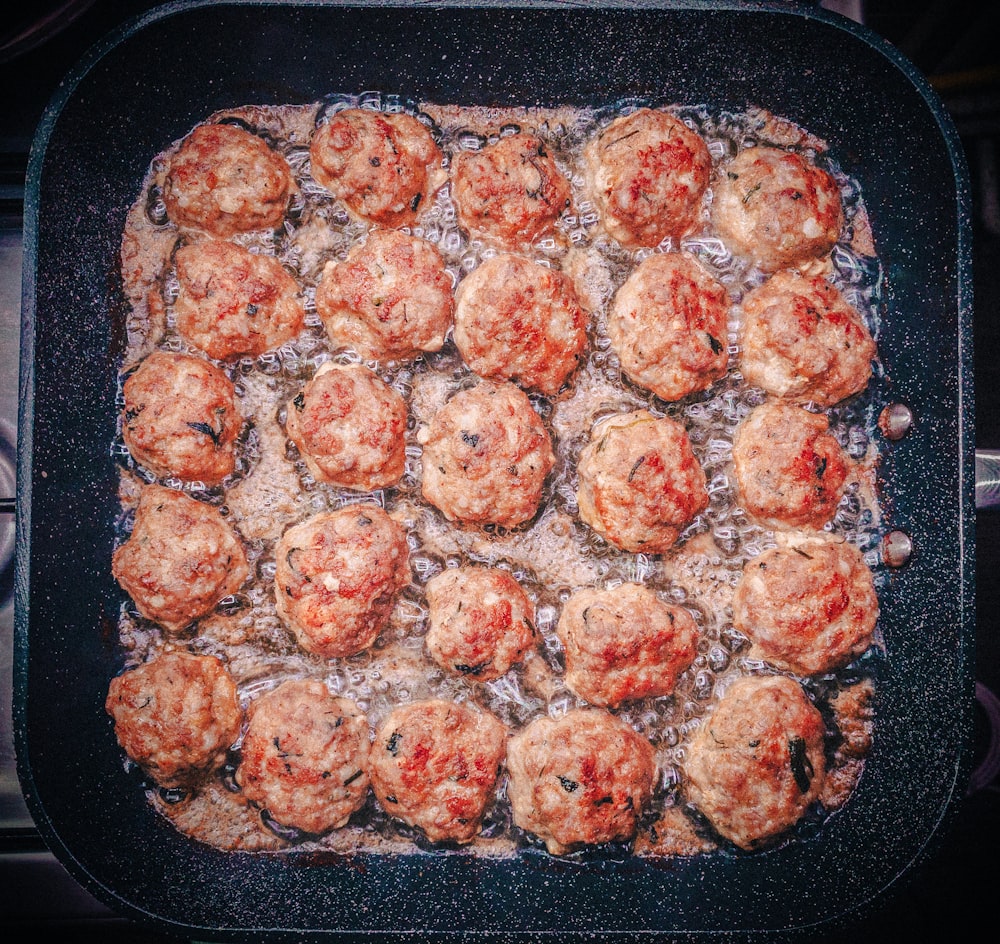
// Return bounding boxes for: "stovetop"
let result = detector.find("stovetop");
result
[1,2,998,941]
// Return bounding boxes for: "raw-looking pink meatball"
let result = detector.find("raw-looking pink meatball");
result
[236,678,371,836]
[506,708,656,855]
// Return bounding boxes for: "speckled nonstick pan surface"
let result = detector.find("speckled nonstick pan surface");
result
[14,1,974,940]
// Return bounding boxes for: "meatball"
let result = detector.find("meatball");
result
[506,708,656,855]
[315,228,454,362]
[162,122,294,237]
[583,107,711,249]
[368,698,507,844]
[172,239,305,361]
[453,253,589,396]
[112,484,249,633]
[284,362,408,491]
[424,566,537,681]
[684,675,827,850]
[738,270,876,407]
[451,132,571,249]
[419,380,555,528]
[732,400,851,530]
[732,537,879,676]
[608,251,730,402]
[274,504,410,659]
[236,678,370,836]
[105,650,242,791]
[121,350,242,485]
[711,146,844,273]
[309,108,444,227]
[556,583,698,707]
[576,410,709,554]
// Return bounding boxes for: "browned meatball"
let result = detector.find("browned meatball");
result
[284,362,408,491]
[121,351,242,485]
[556,583,698,707]
[368,698,507,844]
[419,380,555,528]
[732,537,879,675]
[105,651,242,791]
[608,251,730,402]
[453,253,589,396]
[162,122,294,237]
[274,505,410,659]
[731,401,851,530]
[424,566,537,681]
[315,229,454,361]
[506,708,656,855]
[112,484,249,633]
[583,107,711,248]
[684,675,827,850]
[451,132,571,249]
[172,239,305,361]
[711,146,844,273]
[235,678,371,836]
[738,270,876,407]
[576,410,709,554]
[309,108,444,227]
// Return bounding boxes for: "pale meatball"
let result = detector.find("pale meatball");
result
[451,132,571,249]
[506,708,656,855]
[684,675,827,850]
[274,505,410,659]
[738,270,877,407]
[369,699,507,844]
[711,146,844,273]
[576,410,709,554]
[424,566,537,681]
[309,108,444,227]
[453,253,589,396]
[556,583,698,708]
[732,537,879,676]
[172,239,305,361]
[284,362,408,491]
[105,651,242,791]
[584,107,711,248]
[608,251,730,401]
[112,484,249,633]
[732,400,851,530]
[236,679,371,836]
[121,350,242,485]
[315,229,454,361]
[419,380,555,528]
[162,122,294,237]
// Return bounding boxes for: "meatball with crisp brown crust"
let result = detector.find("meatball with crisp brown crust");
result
[105,650,242,791]
[424,566,537,682]
[236,678,371,836]
[506,708,656,855]
[685,675,827,850]
[274,505,410,659]
[121,351,243,485]
[576,410,709,554]
[556,583,698,708]
[732,400,851,530]
[419,380,555,528]
[309,108,444,228]
[112,484,249,633]
[733,536,879,676]
[172,239,305,361]
[584,107,712,249]
[454,253,589,396]
[284,362,408,491]
[162,122,294,237]
[369,698,507,844]
[608,251,730,402]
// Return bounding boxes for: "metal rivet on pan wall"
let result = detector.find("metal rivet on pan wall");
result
[878,403,914,441]
[882,530,913,567]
